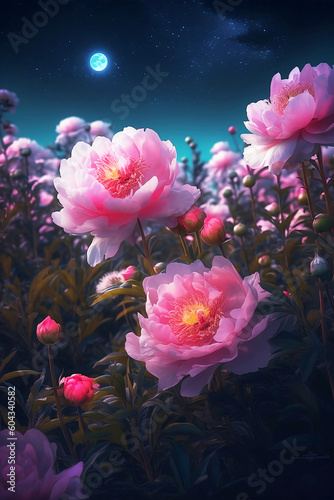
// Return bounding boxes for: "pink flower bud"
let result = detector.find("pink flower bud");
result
[59,374,99,406]
[36,316,61,345]
[178,206,206,233]
[201,217,226,246]
[283,291,291,298]
[228,126,236,135]
[121,265,138,281]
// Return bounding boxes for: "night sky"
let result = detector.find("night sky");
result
[1,0,334,161]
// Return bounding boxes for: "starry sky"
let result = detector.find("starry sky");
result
[1,0,334,161]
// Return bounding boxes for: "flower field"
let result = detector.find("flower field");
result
[1,64,334,499]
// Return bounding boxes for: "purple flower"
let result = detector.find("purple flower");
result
[0,429,87,499]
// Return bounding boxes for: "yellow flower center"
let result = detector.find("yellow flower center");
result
[95,153,148,198]
[169,292,224,346]
[271,82,315,115]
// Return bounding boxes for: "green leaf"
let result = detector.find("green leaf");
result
[298,349,320,382]
[93,352,128,367]
[91,286,146,305]
[160,423,203,438]
[0,350,17,373]
[0,370,41,384]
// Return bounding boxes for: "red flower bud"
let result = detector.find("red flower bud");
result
[201,217,226,246]
[178,206,206,233]
[58,374,99,406]
[228,126,236,135]
[121,265,138,281]
[36,316,61,345]
[258,255,271,267]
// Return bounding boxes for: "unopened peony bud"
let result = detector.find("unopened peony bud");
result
[312,213,334,233]
[115,363,126,376]
[228,170,238,181]
[19,147,31,157]
[10,169,25,180]
[121,265,138,281]
[228,126,236,134]
[310,255,329,277]
[297,189,308,206]
[153,262,166,273]
[178,206,206,233]
[243,175,256,188]
[233,223,247,237]
[168,223,187,236]
[201,217,226,246]
[222,187,233,198]
[258,255,271,267]
[59,374,99,406]
[36,316,61,345]
[265,202,280,217]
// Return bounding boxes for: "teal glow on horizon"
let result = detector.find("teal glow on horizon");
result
[90,53,108,72]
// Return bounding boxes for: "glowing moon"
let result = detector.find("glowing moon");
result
[90,53,108,72]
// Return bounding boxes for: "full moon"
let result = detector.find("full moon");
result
[90,53,108,72]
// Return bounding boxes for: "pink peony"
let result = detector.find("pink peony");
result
[59,374,99,406]
[201,199,229,220]
[0,429,86,499]
[89,120,113,141]
[210,141,230,155]
[55,116,90,147]
[0,89,19,113]
[36,316,61,345]
[125,256,275,397]
[177,206,206,233]
[201,216,226,245]
[206,149,241,176]
[242,63,334,175]
[2,122,18,135]
[52,127,200,266]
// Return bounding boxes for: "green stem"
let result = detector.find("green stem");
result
[179,234,190,258]
[240,235,250,275]
[137,219,155,275]
[48,346,77,460]
[318,283,334,400]
[276,174,289,268]
[195,231,203,257]
[301,162,315,221]
[317,148,332,215]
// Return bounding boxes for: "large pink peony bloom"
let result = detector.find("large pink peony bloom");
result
[242,63,334,175]
[52,127,200,266]
[0,429,86,499]
[125,256,275,397]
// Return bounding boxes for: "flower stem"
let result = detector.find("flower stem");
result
[219,243,225,257]
[195,231,203,257]
[48,346,77,460]
[240,235,250,275]
[246,165,257,231]
[137,218,155,275]
[318,283,334,400]
[317,148,333,216]
[301,162,315,220]
[276,174,289,268]
[179,234,191,258]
